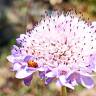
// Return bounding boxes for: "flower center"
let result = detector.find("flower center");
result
[27,60,38,68]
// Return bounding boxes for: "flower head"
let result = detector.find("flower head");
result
[7,11,96,89]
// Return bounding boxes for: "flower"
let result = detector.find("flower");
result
[7,11,96,89]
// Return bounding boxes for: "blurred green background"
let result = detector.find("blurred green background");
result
[0,0,96,96]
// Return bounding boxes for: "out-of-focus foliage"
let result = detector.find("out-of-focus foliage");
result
[0,0,96,96]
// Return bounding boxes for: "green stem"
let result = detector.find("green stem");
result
[61,86,67,96]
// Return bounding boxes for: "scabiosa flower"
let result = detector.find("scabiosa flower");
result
[7,11,96,89]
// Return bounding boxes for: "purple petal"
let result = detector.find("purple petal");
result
[23,75,32,86]
[11,45,21,56]
[80,75,94,89]
[45,78,53,85]
[24,56,32,62]
[24,55,36,62]
[67,72,75,82]
[76,74,81,84]
[39,71,45,79]
[67,72,80,82]
[59,75,74,89]
[67,72,81,85]
[88,54,96,71]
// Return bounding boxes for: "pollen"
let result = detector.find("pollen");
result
[27,60,38,68]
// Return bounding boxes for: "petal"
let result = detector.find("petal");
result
[46,72,55,77]
[66,72,81,88]
[56,80,62,87]
[37,67,45,71]
[11,45,21,56]
[59,76,74,89]
[45,78,53,85]
[66,71,76,80]
[80,75,94,89]
[59,75,66,83]
[13,63,21,71]
[64,82,74,89]
[66,72,78,86]
[23,75,32,86]
[7,55,15,63]
[89,54,96,72]
[71,80,78,86]
[24,55,36,62]
[39,71,45,79]
[78,71,92,77]
[16,68,33,79]
[24,56,32,62]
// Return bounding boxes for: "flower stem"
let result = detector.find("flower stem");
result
[61,86,67,96]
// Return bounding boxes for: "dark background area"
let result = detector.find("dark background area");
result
[0,0,96,96]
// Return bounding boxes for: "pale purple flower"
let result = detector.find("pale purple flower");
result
[7,11,96,89]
